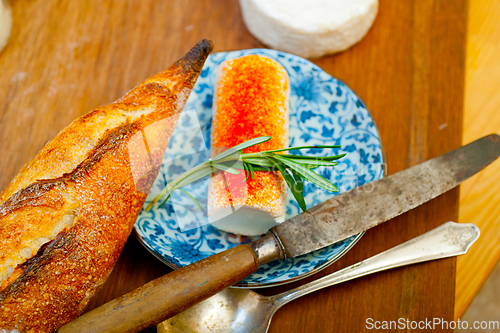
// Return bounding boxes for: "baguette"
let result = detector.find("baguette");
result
[208,55,289,235]
[0,39,213,333]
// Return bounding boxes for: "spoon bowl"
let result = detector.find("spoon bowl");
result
[158,289,272,333]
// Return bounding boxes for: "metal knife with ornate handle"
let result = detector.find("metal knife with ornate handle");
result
[59,134,500,333]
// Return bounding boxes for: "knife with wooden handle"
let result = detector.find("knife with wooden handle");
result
[59,134,500,333]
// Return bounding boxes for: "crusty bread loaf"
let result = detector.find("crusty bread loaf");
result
[208,55,289,236]
[0,39,213,333]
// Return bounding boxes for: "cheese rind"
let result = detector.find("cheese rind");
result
[208,55,289,236]
[0,0,12,52]
[239,0,379,59]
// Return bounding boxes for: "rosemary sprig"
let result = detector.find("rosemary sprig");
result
[145,136,344,213]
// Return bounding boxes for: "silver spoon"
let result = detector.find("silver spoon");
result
[157,222,479,333]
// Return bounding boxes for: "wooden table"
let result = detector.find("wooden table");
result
[0,0,469,332]
[455,0,500,319]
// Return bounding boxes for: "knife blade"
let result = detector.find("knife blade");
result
[59,134,500,333]
[274,133,500,258]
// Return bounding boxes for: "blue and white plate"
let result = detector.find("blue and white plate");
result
[134,49,385,288]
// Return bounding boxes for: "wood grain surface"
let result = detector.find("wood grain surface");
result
[0,0,467,332]
[455,0,500,319]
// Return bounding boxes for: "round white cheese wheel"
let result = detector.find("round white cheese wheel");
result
[0,0,12,52]
[239,0,378,58]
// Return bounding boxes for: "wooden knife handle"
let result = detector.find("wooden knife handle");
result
[58,244,259,333]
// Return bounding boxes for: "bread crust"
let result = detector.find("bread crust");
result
[0,39,213,333]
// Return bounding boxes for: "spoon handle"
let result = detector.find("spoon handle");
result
[270,222,479,308]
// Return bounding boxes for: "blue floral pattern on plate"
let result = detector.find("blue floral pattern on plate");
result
[134,49,385,288]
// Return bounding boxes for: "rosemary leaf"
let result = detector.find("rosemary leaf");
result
[273,155,339,193]
[157,192,172,209]
[242,157,276,167]
[268,156,339,167]
[179,188,204,211]
[290,168,304,193]
[273,159,307,212]
[174,166,215,189]
[146,186,173,211]
[281,153,346,161]
[290,168,306,209]
[218,160,246,170]
[247,163,255,180]
[211,136,271,161]
[243,162,250,182]
[310,145,342,149]
[250,144,341,154]
[212,151,241,163]
[247,165,279,172]
[211,163,240,175]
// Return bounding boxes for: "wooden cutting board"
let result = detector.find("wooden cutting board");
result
[0,0,466,332]
[455,0,500,319]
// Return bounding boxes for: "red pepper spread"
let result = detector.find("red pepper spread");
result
[209,55,289,217]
